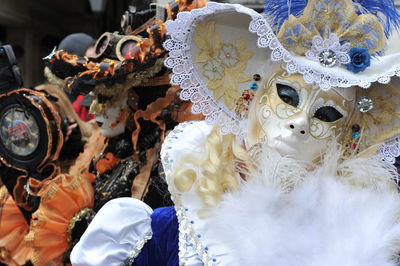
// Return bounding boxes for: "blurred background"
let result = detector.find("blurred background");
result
[0,0,398,86]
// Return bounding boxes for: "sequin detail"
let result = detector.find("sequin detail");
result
[122,230,152,265]
[305,33,350,68]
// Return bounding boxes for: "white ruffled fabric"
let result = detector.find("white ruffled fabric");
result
[70,198,153,266]
[161,121,212,181]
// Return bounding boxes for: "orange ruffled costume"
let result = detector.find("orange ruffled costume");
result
[0,186,32,266]
[26,173,95,265]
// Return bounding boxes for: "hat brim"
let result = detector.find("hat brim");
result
[165,3,272,135]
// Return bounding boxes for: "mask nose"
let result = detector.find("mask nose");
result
[286,113,309,138]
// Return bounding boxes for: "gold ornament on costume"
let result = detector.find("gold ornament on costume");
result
[277,0,386,56]
[350,83,400,151]
[194,20,254,110]
[67,207,96,242]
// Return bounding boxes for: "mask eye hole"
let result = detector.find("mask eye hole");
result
[277,83,299,108]
[314,106,343,122]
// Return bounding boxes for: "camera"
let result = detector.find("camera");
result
[0,45,23,93]
[120,5,157,34]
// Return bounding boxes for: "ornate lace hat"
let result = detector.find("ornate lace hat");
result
[164,0,400,163]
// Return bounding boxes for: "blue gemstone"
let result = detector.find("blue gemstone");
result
[197,234,201,238]
[190,221,194,224]
[205,247,209,251]
[250,82,258,90]
[185,208,189,211]
[212,258,217,262]
[352,132,360,139]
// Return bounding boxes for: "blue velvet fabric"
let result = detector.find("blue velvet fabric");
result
[133,206,179,266]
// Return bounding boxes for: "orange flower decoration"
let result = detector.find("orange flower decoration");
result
[95,152,120,175]
[26,173,94,266]
[0,187,32,266]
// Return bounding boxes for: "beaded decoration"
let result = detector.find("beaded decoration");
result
[235,74,262,119]
[344,124,362,157]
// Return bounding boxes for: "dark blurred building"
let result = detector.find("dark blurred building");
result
[0,0,151,86]
[213,0,263,11]
[1,0,397,87]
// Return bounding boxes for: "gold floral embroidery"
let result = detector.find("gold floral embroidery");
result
[352,83,400,146]
[194,21,254,110]
[277,0,385,55]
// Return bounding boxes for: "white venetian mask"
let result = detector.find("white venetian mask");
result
[247,72,356,162]
[93,97,129,138]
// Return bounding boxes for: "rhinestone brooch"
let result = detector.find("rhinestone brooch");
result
[356,96,374,112]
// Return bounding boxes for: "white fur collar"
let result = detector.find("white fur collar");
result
[205,175,400,265]
[204,147,400,266]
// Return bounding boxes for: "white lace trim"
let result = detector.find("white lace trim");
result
[305,33,351,66]
[164,2,400,135]
[377,141,400,165]
[164,2,260,135]
[161,121,196,179]
[175,204,215,266]
[252,16,400,91]
[122,230,153,266]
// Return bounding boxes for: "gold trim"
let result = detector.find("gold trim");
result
[67,207,95,242]
[26,89,64,164]
[115,35,144,61]
[44,67,67,90]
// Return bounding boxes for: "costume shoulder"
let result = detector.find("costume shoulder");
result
[70,198,152,266]
[133,207,180,266]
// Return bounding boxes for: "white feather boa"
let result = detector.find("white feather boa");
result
[204,145,400,266]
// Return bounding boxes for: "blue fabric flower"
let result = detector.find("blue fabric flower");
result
[346,47,371,73]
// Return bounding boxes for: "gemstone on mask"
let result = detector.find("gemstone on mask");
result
[351,124,360,132]
[253,74,261,81]
[352,132,360,139]
[250,82,258,90]
[356,96,374,112]
[319,49,337,68]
